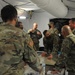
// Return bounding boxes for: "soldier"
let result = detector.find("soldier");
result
[0,5,42,75]
[47,21,62,59]
[55,25,75,75]
[28,23,42,51]
[48,21,59,35]
[69,18,75,34]
[43,30,60,56]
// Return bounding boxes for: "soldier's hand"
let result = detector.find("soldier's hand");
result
[51,70,59,74]
[51,68,59,74]
[41,52,47,57]
[28,29,33,33]
[47,54,53,59]
[37,31,41,35]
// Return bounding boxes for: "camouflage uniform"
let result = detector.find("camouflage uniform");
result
[43,33,60,54]
[48,28,62,55]
[72,29,75,35]
[28,29,42,51]
[55,33,75,74]
[0,23,41,75]
[48,28,59,35]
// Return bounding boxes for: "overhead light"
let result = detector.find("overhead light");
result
[19,16,26,19]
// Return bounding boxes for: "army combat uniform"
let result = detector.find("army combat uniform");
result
[72,28,75,35]
[48,28,59,35]
[55,33,75,75]
[28,29,42,51]
[0,23,41,75]
[43,33,60,55]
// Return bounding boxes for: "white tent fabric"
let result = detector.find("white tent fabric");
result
[63,0,75,8]
[31,0,68,18]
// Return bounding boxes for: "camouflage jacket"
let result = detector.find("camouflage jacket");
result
[56,33,75,71]
[0,23,41,75]
[28,29,42,44]
[43,34,60,54]
[48,28,59,35]
[72,28,75,35]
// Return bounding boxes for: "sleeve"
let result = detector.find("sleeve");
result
[22,32,42,72]
[55,38,71,67]
[27,29,32,33]
[37,30,42,39]
[73,29,75,35]
[54,28,59,34]
[60,39,71,60]
[43,38,48,52]
[52,35,60,54]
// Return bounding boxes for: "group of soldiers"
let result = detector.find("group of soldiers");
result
[42,19,75,75]
[0,4,75,75]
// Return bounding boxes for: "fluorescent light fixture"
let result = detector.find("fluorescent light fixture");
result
[19,16,26,19]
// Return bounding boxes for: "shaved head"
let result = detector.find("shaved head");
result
[33,23,38,29]
[61,25,72,38]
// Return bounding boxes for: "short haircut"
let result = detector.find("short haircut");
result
[43,30,47,36]
[1,5,17,22]
[50,21,54,25]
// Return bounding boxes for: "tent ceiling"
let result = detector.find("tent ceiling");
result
[63,0,75,11]
[0,0,75,17]
[0,0,40,11]
[31,0,68,17]
[0,0,40,16]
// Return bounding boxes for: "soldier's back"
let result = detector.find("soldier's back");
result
[0,23,26,75]
[66,34,75,71]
